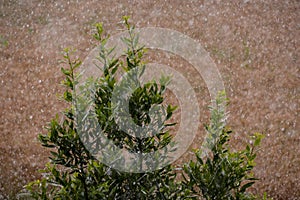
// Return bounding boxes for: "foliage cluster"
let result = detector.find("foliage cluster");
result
[19,17,268,200]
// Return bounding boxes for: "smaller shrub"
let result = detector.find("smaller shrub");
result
[183,92,266,200]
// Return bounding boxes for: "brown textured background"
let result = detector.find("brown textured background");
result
[0,0,299,199]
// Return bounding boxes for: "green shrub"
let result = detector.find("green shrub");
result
[19,17,269,200]
[21,16,180,200]
[183,92,266,200]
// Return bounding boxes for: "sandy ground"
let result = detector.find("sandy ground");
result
[0,0,299,199]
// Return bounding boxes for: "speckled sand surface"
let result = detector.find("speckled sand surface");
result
[0,1,299,199]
